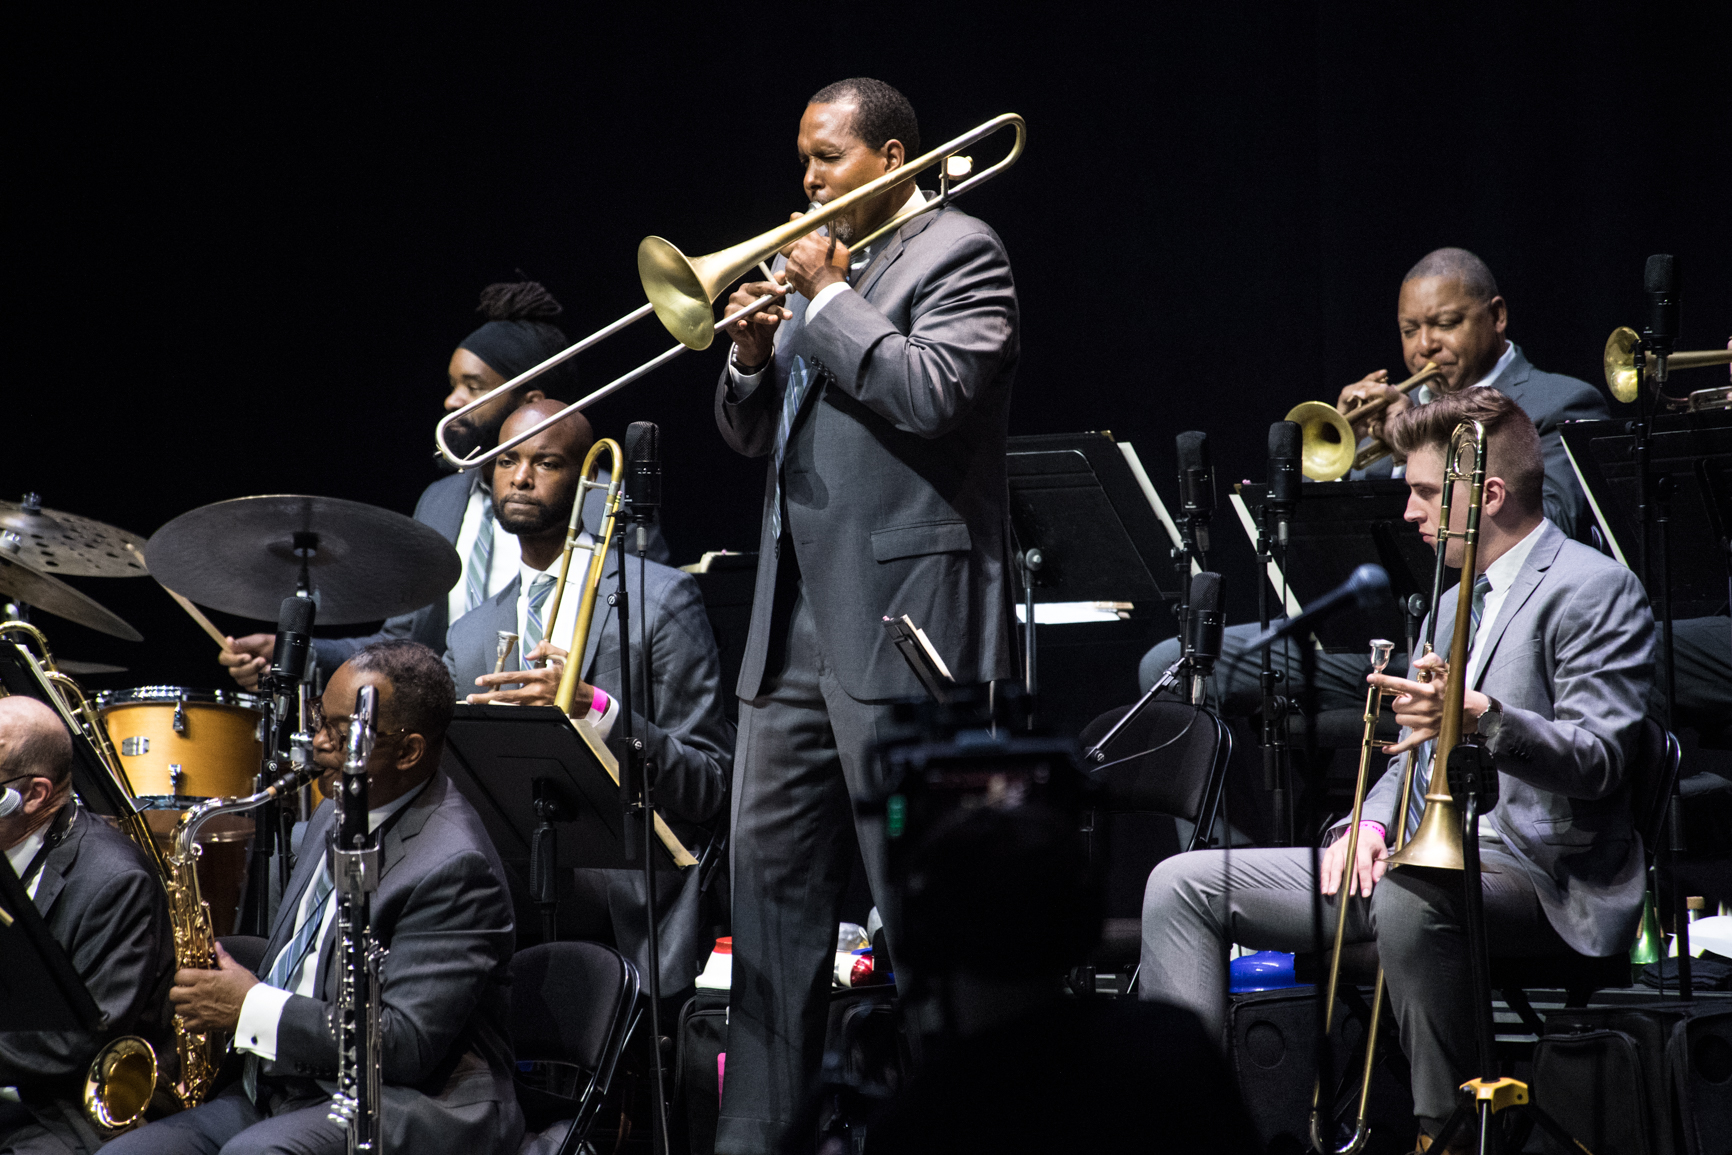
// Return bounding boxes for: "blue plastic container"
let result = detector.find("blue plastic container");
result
[1228,950,1303,992]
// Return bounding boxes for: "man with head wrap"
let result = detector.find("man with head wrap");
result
[220,281,670,687]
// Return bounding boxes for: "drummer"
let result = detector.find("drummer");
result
[219,280,669,689]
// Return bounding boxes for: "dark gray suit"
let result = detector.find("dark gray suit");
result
[445,552,734,987]
[0,805,173,1155]
[714,202,1018,1153]
[313,474,670,676]
[105,773,522,1155]
[1141,521,1655,1127]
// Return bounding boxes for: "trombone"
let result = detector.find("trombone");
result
[434,112,1027,472]
[1285,362,1446,481]
[1387,419,1487,873]
[1602,326,1732,408]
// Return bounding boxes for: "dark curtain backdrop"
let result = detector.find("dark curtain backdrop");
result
[12,1,1729,692]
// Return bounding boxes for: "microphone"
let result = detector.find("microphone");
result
[1176,431,1214,554]
[1244,564,1390,650]
[1266,421,1301,545]
[1185,571,1225,704]
[269,595,316,688]
[0,785,21,817]
[1643,254,1679,357]
[624,421,661,553]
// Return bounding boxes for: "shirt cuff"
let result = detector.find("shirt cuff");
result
[585,687,622,741]
[727,347,769,398]
[235,982,294,1061]
[804,280,852,323]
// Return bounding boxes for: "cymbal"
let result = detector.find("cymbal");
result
[0,494,150,578]
[0,556,144,641]
[145,495,461,626]
[57,659,128,676]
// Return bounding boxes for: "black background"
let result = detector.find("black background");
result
[12,1,1730,694]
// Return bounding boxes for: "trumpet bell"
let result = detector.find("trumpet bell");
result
[1604,325,1642,403]
[82,1035,157,1133]
[1286,400,1358,482]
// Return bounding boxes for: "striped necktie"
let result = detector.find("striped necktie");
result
[768,355,814,545]
[463,497,497,614]
[265,863,334,992]
[1404,573,1494,838]
[523,573,557,655]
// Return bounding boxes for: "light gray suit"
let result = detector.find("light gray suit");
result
[1140,520,1655,1127]
[314,474,670,676]
[106,773,522,1155]
[714,202,1018,1153]
[444,550,734,988]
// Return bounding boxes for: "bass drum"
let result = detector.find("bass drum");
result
[96,686,265,804]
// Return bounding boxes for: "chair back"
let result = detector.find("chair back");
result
[1625,717,1682,861]
[1079,701,1225,822]
[510,941,641,1150]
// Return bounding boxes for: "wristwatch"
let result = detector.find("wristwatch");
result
[1476,696,1505,744]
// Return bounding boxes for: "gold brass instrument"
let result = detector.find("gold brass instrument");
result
[1602,326,1732,407]
[544,438,625,671]
[1309,638,1394,1155]
[1286,362,1446,481]
[435,113,1027,472]
[1,621,163,1133]
[1387,420,1487,872]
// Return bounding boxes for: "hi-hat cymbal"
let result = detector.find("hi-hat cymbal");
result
[0,494,151,578]
[0,556,144,641]
[145,495,461,626]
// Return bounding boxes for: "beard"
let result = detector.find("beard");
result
[434,409,510,473]
[495,495,565,536]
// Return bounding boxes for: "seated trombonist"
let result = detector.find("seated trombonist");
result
[1139,388,1654,1148]
[443,399,733,985]
[0,696,174,1155]
[107,642,523,1155]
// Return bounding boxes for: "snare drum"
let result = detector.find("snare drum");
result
[97,686,265,803]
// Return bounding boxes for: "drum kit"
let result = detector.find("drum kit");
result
[1,489,458,935]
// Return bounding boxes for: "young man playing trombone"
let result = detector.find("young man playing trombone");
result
[1139,388,1654,1149]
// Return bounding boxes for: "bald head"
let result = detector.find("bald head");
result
[0,696,73,785]
[499,399,594,462]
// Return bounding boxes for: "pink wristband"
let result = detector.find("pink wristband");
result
[1358,820,1386,839]
[588,688,610,718]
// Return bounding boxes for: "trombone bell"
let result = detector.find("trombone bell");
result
[639,237,726,352]
[1286,400,1358,482]
[1386,793,1466,870]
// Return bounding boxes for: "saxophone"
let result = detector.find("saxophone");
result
[164,733,317,1106]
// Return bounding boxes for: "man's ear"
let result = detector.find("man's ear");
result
[1487,295,1508,336]
[397,733,428,772]
[1481,476,1508,518]
[884,139,905,171]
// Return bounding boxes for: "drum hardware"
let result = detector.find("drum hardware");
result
[144,495,459,625]
[1602,325,1732,404]
[437,113,1027,472]
[1387,419,1486,873]
[120,736,148,756]
[173,700,187,732]
[1285,362,1446,482]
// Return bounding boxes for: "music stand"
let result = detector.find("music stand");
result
[440,704,696,941]
[1005,433,1177,716]
[0,845,103,1031]
[1232,480,1435,652]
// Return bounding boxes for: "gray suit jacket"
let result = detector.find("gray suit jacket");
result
[314,473,671,675]
[716,203,1019,701]
[0,805,174,1149]
[444,551,733,831]
[1358,521,1654,957]
[255,774,521,1155]
[1355,345,1609,540]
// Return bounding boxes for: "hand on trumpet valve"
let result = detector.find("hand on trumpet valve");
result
[1320,823,1390,898]
[219,633,273,690]
[1336,369,1406,441]
[1369,651,1492,753]
[467,641,595,713]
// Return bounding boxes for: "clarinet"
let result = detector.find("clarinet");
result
[327,685,385,1153]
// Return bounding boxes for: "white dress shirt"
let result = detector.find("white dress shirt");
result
[446,483,523,627]
[1391,341,1518,479]
[727,187,929,392]
[234,787,419,1061]
[513,555,622,738]
[5,823,51,900]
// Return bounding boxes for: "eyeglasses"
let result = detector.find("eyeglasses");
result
[307,702,409,745]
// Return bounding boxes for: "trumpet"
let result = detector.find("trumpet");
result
[1602,326,1732,407]
[434,112,1027,472]
[1387,419,1487,873]
[1286,361,1446,481]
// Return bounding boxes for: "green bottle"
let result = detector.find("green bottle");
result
[1630,888,1663,980]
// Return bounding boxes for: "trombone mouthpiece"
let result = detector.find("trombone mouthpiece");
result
[1369,638,1394,673]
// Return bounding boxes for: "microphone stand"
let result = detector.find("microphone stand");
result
[612,522,671,1155]
[1256,499,1291,846]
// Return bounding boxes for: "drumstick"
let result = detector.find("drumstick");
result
[124,542,234,654]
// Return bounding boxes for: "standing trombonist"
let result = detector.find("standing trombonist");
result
[713,78,1019,1154]
[1139,389,1653,1149]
